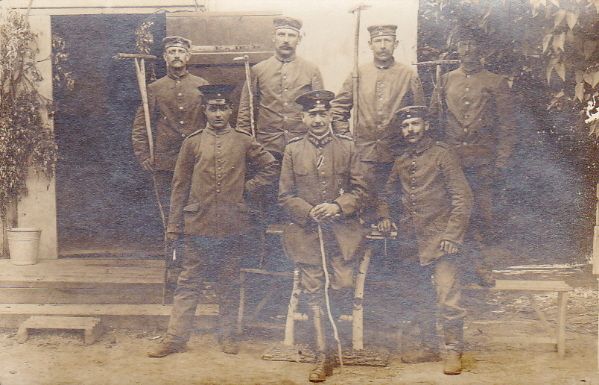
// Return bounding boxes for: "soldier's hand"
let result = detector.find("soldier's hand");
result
[310,203,341,222]
[141,158,154,172]
[439,240,459,255]
[377,218,395,234]
[166,231,181,242]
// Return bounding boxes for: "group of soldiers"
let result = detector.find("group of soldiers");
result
[132,15,515,382]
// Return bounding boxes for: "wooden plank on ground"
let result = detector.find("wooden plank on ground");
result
[0,304,219,317]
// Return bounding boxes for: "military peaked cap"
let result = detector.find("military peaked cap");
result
[198,84,235,105]
[367,24,397,38]
[273,16,303,32]
[295,90,335,111]
[163,36,192,50]
[395,105,429,122]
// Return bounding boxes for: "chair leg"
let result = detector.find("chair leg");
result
[352,247,372,351]
[284,267,301,346]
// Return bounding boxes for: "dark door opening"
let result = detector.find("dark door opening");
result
[52,14,166,257]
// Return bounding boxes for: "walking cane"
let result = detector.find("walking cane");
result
[233,55,255,137]
[348,4,370,138]
[117,53,172,304]
[317,223,344,370]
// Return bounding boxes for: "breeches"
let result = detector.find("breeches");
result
[297,239,357,307]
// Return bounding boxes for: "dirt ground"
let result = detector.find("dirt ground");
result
[1,262,599,385]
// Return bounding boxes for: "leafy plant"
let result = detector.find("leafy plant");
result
[0,8,57,221]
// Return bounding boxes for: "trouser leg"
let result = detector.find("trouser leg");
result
[432,255,466,353]
[165,236,208,344]
[152,170,173,224]
[214,235,245,337]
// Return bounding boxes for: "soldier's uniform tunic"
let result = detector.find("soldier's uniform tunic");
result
[430,67,515,242]
[165,125,277,343]
[132,71,209,215]
[379,136,473,351]
[236,55,324,158]
[330,59,424,221]
[279,132,369,301]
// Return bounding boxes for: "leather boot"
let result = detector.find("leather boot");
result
[443,350,462,375]
[443,318,464,374]
[309,305,333,382]
[147,338,186,358]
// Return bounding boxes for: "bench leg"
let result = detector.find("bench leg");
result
[16,326,28,344]
[84,322,103,345]
[557,291,568,358]
[284,268,301,346]
[236,271,246,335]
[352,247,372,351]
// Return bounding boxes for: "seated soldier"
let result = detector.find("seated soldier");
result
[148,84,278,358]
[377,106,473,375]
[279,90,369,382]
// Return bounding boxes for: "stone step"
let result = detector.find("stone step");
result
[17,315,103,344]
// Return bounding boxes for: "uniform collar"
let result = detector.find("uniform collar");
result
[404,136,434,156]
[167,69,190,80]
[307,131,333,147]
[374,57,395,70]
[205,123,232,135]
[459,64,483,76]
[275,53,297,63]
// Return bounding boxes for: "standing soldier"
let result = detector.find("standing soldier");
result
[430,25,516,285]
[330,24,424,222]
[132,36,209,220]
[148,85,278,358]
[236,16,324,161]
[279,90,369,383]
[378,106,472,375]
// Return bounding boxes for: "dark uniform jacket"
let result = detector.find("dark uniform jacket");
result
[236,55,324,155]
[430,67,516,169]
[279,132,369,265]
[167,125,278,238]
[132,72,209,171]
[330,60,424,163]
[378,137,473,265]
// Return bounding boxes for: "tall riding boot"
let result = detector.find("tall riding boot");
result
[309,305,333,383]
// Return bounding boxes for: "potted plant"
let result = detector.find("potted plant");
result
[0,8,57,263]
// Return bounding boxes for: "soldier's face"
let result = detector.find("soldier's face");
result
[273,28,301,58]
[164,46,191,69]
[204,103,232,130]
[303,109,332,137]
[368,35,398,62]
[457,39,481,65]
[401,117,428,144]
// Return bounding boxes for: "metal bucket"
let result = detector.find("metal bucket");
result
[7,228,41,265]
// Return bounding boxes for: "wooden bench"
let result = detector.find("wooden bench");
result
[480,279,573,357]
[17,315,103,345]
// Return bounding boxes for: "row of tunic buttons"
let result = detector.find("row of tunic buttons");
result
[216,140,222,193]
[409,160,416,202]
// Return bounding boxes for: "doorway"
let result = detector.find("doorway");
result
[52,14,166,257]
